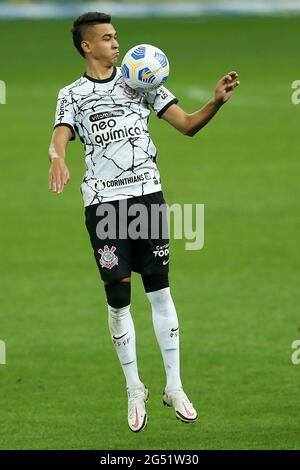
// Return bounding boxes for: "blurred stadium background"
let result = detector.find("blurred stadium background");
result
[1,0,300,18]
[0,0,300,450]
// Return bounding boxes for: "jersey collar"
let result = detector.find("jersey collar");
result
[83,67,117,83]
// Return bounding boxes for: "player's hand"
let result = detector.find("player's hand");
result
[214,71,240,105]
[48,158,70,194]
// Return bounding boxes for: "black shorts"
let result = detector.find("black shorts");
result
[84,191,170,282]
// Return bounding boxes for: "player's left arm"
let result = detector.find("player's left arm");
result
[162,71,240,136]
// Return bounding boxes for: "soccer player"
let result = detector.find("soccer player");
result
[48,12,239,432]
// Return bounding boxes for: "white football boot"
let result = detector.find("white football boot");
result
[127,385,149,432]
[163,389,198,423]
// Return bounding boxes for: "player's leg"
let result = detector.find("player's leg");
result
[85,202,136,388]
[142,272,180,391]
[105,276,148,432]
[85,202,148,431]
[131,192,181,392]
[105,276,142,392]
[142,273,197,423]
[133,191,197,423]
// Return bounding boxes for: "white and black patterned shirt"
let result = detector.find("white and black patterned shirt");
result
[54,66,178,206]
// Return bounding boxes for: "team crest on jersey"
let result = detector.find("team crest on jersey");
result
[98,245,118,269]
[95,179,106,191]
[121,82,140,100]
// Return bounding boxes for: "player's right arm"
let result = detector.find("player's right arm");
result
[48,126,71,194]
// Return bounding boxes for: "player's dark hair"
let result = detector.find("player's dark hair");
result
[71,12,111,58]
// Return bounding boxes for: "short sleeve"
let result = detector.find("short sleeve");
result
[146,86,178,119]
[53,88,76,141]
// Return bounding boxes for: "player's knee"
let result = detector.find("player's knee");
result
[142,272,169,293]
[144,274,176,316]
[104,279,131,308]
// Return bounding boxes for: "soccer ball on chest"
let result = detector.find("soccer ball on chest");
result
[121,44,170,93]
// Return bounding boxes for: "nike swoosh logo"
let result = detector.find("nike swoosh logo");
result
[141,66,163,80]
[171,327,179,332]
[162,259,169,265]
[133,407,139,429]
[113,332,128,340]
[182,401,194,418]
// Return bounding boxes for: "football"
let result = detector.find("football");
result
[121,44,170,92]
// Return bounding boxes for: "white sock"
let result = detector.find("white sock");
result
[146,287,182,392]
[108,304,143,392]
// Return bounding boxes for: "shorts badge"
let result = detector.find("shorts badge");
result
[98,245,118,269]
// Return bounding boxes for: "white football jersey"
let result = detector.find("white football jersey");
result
[54,67,178,206]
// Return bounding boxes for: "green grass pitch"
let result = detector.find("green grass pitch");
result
[0,15,300,450]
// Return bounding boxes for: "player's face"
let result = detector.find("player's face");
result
[82,23,119,64]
